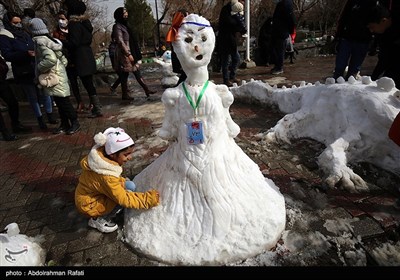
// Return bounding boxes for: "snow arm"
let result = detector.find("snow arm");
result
[318,131,368,193]
[158,88,179,141]
[216,85,240,138]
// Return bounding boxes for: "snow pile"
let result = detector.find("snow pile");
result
[230,77,400,192]
[0,223,46,266]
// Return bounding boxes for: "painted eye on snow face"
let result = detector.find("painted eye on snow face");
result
[201,35,207,42]
[185,37,193,43]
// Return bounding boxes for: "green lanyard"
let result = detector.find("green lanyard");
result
[182,80,209,117]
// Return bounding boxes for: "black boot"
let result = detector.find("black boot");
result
[121,83,134,100]
[47,113,58,124]
[1,129,17,141]
[88,95,103,118]
[12,122,32,134]
[52,119,70,135]
[140,79,157,97]
[37,116,47,130]
[134,70,156,97]
[66,119,80,135]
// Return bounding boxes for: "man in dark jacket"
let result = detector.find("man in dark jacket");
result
[367,4,400,88]
[270,0,296,75]
[64,0,103,118]
[333,0,377,80]
[0,55,31,140]
[217,0,247,87]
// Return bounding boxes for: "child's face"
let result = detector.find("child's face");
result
[109,146,135,166]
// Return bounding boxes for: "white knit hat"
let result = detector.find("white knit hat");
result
[29,18,49,35]
[231,2,244,15]
[94,127,134,155]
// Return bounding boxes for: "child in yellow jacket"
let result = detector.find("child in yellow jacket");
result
[75,127,159,233]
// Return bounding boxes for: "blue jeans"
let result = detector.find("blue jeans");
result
[220,51,240,82]
[106,181,136,218]
[125,180,136,192]
[334,38,370,79]
[20,84,52,117]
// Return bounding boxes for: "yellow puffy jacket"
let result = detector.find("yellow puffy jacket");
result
[75,146,159,218]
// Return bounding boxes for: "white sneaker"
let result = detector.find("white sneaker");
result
[88,217,118,233]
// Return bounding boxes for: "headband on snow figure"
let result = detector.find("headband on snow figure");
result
[165,12,211,43]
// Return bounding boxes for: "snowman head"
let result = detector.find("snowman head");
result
[172,14,215,73]
[162,50,172,62]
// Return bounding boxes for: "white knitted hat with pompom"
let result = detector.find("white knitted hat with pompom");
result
[231,2,244,15]
[94,127,134,155]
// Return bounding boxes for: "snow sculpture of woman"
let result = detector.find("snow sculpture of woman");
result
[124,13,286,265]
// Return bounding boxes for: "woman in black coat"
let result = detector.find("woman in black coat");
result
[270,0,296,75]
[64,0,102,118]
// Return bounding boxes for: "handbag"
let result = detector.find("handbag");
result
[389,111,400,147]
[38,59,59,88]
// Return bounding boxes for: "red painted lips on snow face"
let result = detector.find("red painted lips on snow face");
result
[116,138,131,143]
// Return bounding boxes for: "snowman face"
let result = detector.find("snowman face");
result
[173,14,215,71]
[162,50,172,62]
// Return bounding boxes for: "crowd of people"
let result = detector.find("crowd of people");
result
[0,0,399,143]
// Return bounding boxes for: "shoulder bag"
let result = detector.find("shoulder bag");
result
[38,59,59,88]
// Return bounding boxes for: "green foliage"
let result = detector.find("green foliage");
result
[46,260,57,266]
[125,0,156,47]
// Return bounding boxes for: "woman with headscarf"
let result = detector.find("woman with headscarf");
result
[0,11,57,130]
[64,0,102,118]
[110,7,156,100]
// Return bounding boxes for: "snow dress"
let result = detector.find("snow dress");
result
[124,81,286,265]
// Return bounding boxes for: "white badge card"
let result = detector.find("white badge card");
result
[186,121,204,145]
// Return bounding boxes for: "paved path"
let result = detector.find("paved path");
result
[0,55,399,268]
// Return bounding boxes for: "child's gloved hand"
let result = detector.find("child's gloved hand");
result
[125,180,136,192]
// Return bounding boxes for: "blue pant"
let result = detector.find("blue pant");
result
[220,51,240,82]
[20,84,52,118]
[334,38,370,79]
[102,180,137,219]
